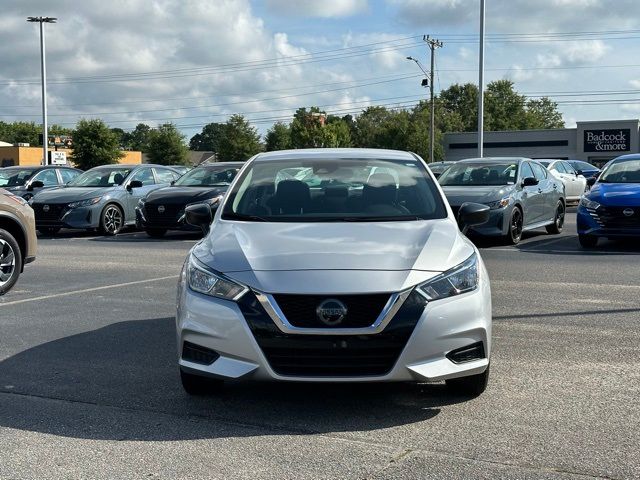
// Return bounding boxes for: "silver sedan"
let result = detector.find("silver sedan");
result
[30,164,181,235]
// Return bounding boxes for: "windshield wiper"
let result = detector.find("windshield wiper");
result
[222,212,268,222]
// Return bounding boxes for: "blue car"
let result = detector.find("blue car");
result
[568,160,600,180]
[577,154,640,248]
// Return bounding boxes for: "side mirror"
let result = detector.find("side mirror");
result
[586,177,597,187]
[28,180,44,191]
[521,176,539,187]
[170,180,176,186]
[576,170,583,176]
[457,202,490,235]
[127,180,143,191]
[185,203,213,234]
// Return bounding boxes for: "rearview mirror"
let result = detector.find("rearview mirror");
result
[185,203,213,234]
[522,177,538,187]
[28,180,44,191]
[457,202,490,235]
[127,180,143,191]
[586,177,597,187]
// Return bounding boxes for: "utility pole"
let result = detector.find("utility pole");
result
[424,35,443,164]
[478,0,486,158]
[27,16,56,166]
[407,36,443,164]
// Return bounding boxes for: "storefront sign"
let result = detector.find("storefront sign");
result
[583,129,631,152]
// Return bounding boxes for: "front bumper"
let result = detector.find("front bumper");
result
[577,206,640,238]
[450,206,508,238]
[136,205,198,231]
[32,203,101,230]
[176,267,492,383]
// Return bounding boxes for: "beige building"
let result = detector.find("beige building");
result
[0,146,142,168]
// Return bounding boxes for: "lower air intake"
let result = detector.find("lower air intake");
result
[446,342,485,364]
[182,341,220,365]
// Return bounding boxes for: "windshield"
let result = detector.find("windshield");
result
[174,165,239,187]
[438,163,519,186]
[570,161,596,170]
[221,158,447,222]
[429,163,451,174]
[598,159,640,184]
[538,161,551,168]
[0,169,34,187]
[67,167,132,187]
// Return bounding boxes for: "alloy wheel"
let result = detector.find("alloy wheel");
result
[556,204,565,229]
[103,205,123,234]
[510,209,523,243]
[0,238,16,287]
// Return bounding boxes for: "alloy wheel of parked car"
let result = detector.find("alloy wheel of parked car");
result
[100,204,124,235]
[0,229,21,296]
[546,202,565,234]
[507,208,523,245]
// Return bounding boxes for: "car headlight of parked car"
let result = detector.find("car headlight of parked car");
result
[417,253,479,301]
[137,198,145,209]
[187,255,248,301]
[485,197,511,210]
[68,197,102,209]
[579,197,600,210]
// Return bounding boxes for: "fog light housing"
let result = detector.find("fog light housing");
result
[182,341,220,365]
[446,342,485,364]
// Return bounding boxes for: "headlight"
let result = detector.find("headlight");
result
[187,255,248,301]
[579,197,600,210]
[486,197,510,210]
[3,193,29,206]
[417,253,479,301]
[186,195,224,209]
[68,197,102,208]
[137,198,145,209]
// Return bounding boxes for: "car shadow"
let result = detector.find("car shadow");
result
[0,317,470,442]
[510,235,640,256]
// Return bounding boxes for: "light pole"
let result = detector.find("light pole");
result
[478,0,485,158]
[27,16,56,166]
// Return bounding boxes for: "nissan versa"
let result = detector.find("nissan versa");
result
[176,149,493,397]
[577,153,640,247]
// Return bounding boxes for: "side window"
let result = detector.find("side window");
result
[562,162,576,174]
[155,168,179,184]
[554,162,567,174]
[130,168,155,186]
[32,169,59,186]
[520,162,535,180]
[531,163,548,181]
[59,169,80,183]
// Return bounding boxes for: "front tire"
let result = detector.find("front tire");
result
[546,201,565,234]
[180,369,224,395]
[504,207,523,245]
[579,234,598,248]
[0,228,22,296]
[446,365,490,397]
[100,204,124,236]
[145,228,167,238]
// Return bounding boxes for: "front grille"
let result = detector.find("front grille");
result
[592,206,640,230]
[143,204,184,225]
[239,290,425,377]
[32,203,68,224]
[272,293,390,329]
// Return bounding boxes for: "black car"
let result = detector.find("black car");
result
[428,161,455,178]
[136,162,243,237]
[0,165,82,200]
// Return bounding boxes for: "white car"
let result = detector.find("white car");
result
[539,160,587,202]
[176,148,493,397]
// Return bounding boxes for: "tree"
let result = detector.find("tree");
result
[325,116,352,147]
[484,80,529,131]
[146,123,189,165]
[290,107,335,148]
[71,119,124,170]
[124,123,152,152]
[438,83,478,132]
[216,114,262,162]
[525,97,565,129]
[352,106,410,150]
[265,122,291,151]
[189,122,225,151]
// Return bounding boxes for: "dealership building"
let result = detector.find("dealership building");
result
[443,119,640,168]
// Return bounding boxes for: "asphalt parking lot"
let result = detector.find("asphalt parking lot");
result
[1,209,639,480]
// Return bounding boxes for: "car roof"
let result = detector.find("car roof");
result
[92,164,177,169]
[199,162,244,167]
[456,157,530,164]
[611,153,640,162]
[252,148,420,163]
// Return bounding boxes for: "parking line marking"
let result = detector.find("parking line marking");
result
[0,275,179,307]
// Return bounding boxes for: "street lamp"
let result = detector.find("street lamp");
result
[406,56,433,163]
[27,16,57,166]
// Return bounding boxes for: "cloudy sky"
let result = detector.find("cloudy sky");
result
[2,0,640,142]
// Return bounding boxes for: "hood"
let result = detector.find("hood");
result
[3,186,26,194]
[192,218,475,293]
[441,185,515,207]
[145,186,227,205]
[589,183,640,207]
[31,186,117,203]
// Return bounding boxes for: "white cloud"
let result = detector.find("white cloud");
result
[266,0,368,18]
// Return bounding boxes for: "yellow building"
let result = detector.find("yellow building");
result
[0,146,142,169]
